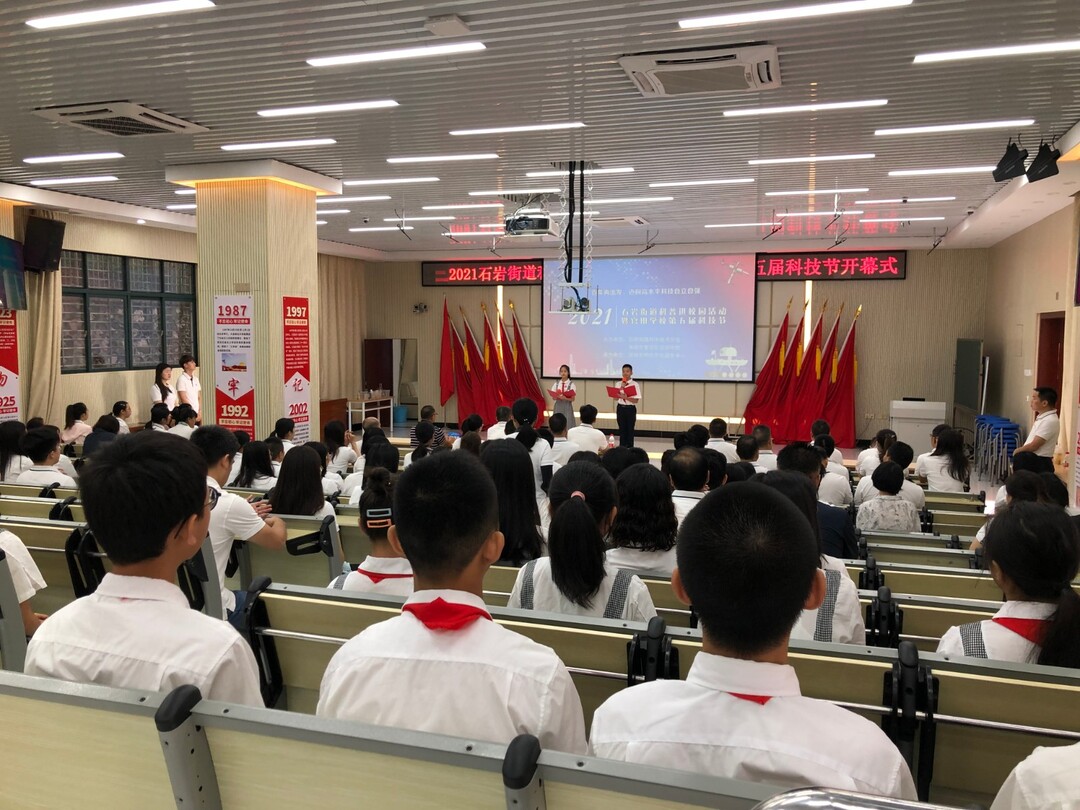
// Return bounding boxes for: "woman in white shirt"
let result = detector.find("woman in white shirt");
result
[479,438,544,566]
[937,502,1080,667]
[915,428,969,493]
[0,420,31,482]
[60,402,92,446]
[150,362,177,411]
[269,445,338,528]
[324,420,359,477]
[607,463,678,578]
[855,429,896,478]
[549,364,577,429]
[231,441,277,492]
[509,461,657,622]
[856,462,921,534]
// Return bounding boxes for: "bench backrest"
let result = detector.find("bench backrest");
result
[0,517,88,615]
[235,515,343,591]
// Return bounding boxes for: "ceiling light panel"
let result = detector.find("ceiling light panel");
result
[382,216,453,222]
[27,0,215,29]
[750,154,875,165]
[166,204,197,210]
[705,222,782,228]
[422,203,505,210]
[388,154,498,164]
[468,188,560,196]
[318,196,391,203]
[765,187,869,196]
[888,167,995,176]
[309,41,486,67]
[30,175,118,186]
[349,226,415,232]
[23,152,124,164]
[875,119,1035,136]
[343,177,439,186]
[724,99,888,117]
[221,138,335,151]
[914,39,1080,64]
[679,0,912,29]
[856,196,956,204]
[860,217,946,222]
[648,179,755,187]
[450,122,585,135]
[590,197,674,204]
[776,210,864,217]
[257,100,398,117]
[526,167,634,177]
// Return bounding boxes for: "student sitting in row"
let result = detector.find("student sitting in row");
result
[324,420,359,477]
[404,421,435,468]
[778,443,857,559]
[147,403,172,432]
[0,420,31,481]
[855,428,896,478]
[269,445,337,526]
[232,441,277,491]
[265,436,285,475]
[267,418,296,454]
[915,428,969,492]
[856,462,922,534]
[606,463,679,578]
[330,467,413,597]
[24,432,263,705]
[813,434,853,507]
[16,428,77,489]
[169,404,198,439]
[82,414,121,458]
[588,482,917,799]
[669,447,708,527]
[937,501,1080,667]
[508,462,657,622]
[317,451,587,753]
[346,441,400,505]
[0,527,48,636]
[992,739,1080,810]
[305,440,343,497]
[853,441,925,509]
[60,402,92,447]
[479,438,544,566]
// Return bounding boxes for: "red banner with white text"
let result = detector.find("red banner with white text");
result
[213,296,255,437]
[283,296,312,443]
[0,310,20,422]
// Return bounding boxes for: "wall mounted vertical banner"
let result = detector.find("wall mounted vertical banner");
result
[0,310,21,422]
[213,295,256,438]
[283,296,312,443]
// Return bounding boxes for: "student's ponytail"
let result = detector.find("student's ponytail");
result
[547,462,617,608]
[515,424,539,450]
[359,467,395,541]
[511,397,540,449]
[413,420,435,462]
[1040,587,1080,669]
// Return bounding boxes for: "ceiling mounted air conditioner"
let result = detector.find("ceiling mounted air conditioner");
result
[619,44,781,98]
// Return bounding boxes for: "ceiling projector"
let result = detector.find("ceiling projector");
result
[504,214,558,237]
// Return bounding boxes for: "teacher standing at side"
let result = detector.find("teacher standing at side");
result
[613,364,641,448]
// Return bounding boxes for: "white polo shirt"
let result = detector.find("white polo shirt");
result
[334,556,414,598]
[818,471,853,507]
[16,466,77,489]
[24,573,262,706]
[176,372,201,416]
[937,600,1055,664]
[1025,409,1059,457]
[327,446,358,477]
[567,424,607,454]
[317,588,587,754]
[151,384,178,411]
[756,449,778,471]
[55,454,78,480]
[854,477,925,510]
[169,423,196,440]
[706,438,740,464]
[991,740,1080,810]
[856,448,882,478]
[605,545,677,579]
[207,476,267,615]
[485,421,508,441]
[589,653,917,799]
[507,558,657,622]
[915,454,966,492]
[548,437,581,467]
[672,490,707,527]
[0,529,47,603]
[2,454,32,482]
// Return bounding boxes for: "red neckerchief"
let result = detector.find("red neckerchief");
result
[401,597,492,630]
[728,693,772,705]
[992,617,1049,645]
[355,568,413,585]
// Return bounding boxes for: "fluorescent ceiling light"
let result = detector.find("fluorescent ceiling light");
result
[856,196,956,204]
[422,203,504,210]
[590,196,674,204]
[876,119,1036,136]
[27,0,214,29]
[319,196,391,203]
[469,188,560,196]
[888,166,995,177]
[529,210,599,216]
[316,220,328,225]
[23,152,124,164]
[221,138,336,151]
[451,122,585,136]
[526,167,634,177]
[174,189,196,195]
[382,216,453,222]
[765,187,869,196]
[477,224,505,229]
[308,41,486,68]
[860,217,945,222]
[750,153,875,166]
[388,153,498,164]
[344,177,439,186]
[314,209,350,215]
[680,0,911,29]
[442,231,501,238]
[30,175,118,186]
[166,204,197,210]
[724,99,887,117]
[257,100,398,117]
[776,210,864,217]
[705,222,782,228]
[349,226,414,232]
[914,39,1080,64]
[136,219,146,225]
[648,178,754,187]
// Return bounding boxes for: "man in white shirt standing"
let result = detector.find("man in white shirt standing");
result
[190,426,286,627]
[567,404,607,454]
[706,418,739,463]
[175,354,202,423]
[1014,387,1059,474]
[318,451,587,754]
[16,428,77,489]
[485,406,512,441]
[589,483,917,800]
[753,425,778,470]
[547,412,581,466]
[669,448,708,527]
[24,431,263,706]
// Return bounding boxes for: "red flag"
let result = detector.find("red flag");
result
[511,307,546,427]
[439,300,455,407]
[768,310,806,440]
[812,307,843,440]
[483,308,513,407]
[742,309,790,435]
[450,325,477,425]
[825,316,858,448]
[781,308,825,443]
[462,313,500,425]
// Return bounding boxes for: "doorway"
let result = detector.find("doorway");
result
[1036,312,1065,398]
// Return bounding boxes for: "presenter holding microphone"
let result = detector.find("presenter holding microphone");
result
[549,364,577,428]
[613,363,641,447]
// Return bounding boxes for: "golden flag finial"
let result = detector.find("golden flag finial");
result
[481,301,488,311]
[786,296,793,311]
[837,301,845,316]
[508,300,516,310]
[803,299,810,311]
[854,304,863,320]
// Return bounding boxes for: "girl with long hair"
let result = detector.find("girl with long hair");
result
[324,419,360,477]
[916,428,969,492]
[233,441,277,491]
[60,402,92,446]
[151,362,177,410]
[479,438,543,565]
[405,421,435,468]
[607,464,678,577]
[269,445,336,524]
[855,429,896,477]
[0,420,30,481]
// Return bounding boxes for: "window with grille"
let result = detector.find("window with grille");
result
[60,250,198,373]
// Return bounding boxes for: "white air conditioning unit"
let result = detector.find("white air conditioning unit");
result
[591,216,650,228]
[619,44,781,98]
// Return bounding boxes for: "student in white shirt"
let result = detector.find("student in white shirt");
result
[752,425,778,470]
[607,464,678,578]
[547,412,581,466]
[479,439,544,566]
[323,420,359,477]
[147,403,173,433]
[814,435,853,507]
[231,441,277,491]
[549,364,578,429]
[60,402,92,447]
[937,501,1080,667]
[301,440,343,498]
[0,528,48,636]
[856,428,897,478]
[1013,387,1060,474]
[404,421,435,469]
[168,404,198,439]
[706,418,739,463]
[329,467,413,597]
[266,418,296,456]
[175,354,202,422]
[318,451,587,753]
[452,414,483,450]
[810,419,845,466]
[613,364,640,448]
[24,431,264,706]
[669,447,708,527]
[589,483,915,798]
[856,463,921,534]
[992,740,1080,810]
[347,442,400,505]
[735,435,765,473]
[191,426,286,626]
[269,445,338,529]
[111,401,132,435]
[151,362,178,412]
[915,428,968,492]
[511,398,555,528]
[567,404,607,454]
[16,428,77,489]
[509,462,657,623]
[485,406,512,441]
[853,442,925,510]
[0,420,31,482]
[913,422,951,472]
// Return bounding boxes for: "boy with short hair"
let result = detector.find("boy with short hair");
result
[485,406,512,441]
[567,404,607,453]
[16,428,77,488]
[318,451,587,753]
[547,412,581,466]
[752,425,777,470]
[589,483,917,798]
[706,418,739,463]
[24,432,263,705]
[669,447,708,526]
